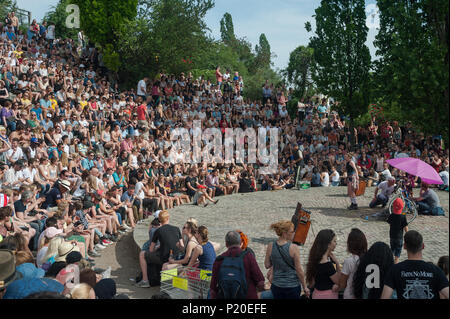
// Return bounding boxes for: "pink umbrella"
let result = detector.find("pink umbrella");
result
[386,157,443,185]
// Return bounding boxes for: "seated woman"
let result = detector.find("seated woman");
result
[187,226,216,271]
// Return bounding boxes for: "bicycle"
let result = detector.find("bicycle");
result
[387,180,418,224]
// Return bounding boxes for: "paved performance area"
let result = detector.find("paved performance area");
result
[134,187,449,279]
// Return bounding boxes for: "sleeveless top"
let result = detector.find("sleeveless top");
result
[346,161,355,176]
[270,241,301,288]
[198,241,216,271]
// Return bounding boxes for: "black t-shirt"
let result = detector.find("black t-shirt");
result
[239,178,254,193]
[314,261,336,291]
[185,176,197,192]
[387,214,408,239]
[384,260,449,299]
[13,200,26,214]
[43,187,62,208]
[152,224,182,263]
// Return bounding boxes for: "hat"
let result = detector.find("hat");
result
[16,263,45,279]
[388,176,396,182]
[392,198,404,215]
[59,179,71,191]
[66,251,82,264]
[154,210,162,219]
[0,250,18,290]
[43,226,63,240]
[30,137,38,143]
[3,277,64,299]
[94,278,117,299]
[55,241,80,262]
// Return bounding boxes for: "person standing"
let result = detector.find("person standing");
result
[306,229,341,299]
[345,153,359,210]
[264,220,309,299]
[381,230,449,299]
[387,198,408,264]
[137,77,148,100]
[338,228,368,299]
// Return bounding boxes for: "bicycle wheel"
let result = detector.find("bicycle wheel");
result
[403,198,418,224]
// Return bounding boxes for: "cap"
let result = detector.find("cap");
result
[43,226,63,239]
[392,198,404,215]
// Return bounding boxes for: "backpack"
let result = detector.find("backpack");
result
[215,250,249,299]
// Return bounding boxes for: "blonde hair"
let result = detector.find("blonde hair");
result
[158,210,169,223]
[70,283,93,299]
[43,236,64,262]
[186,217,198,227]
[270,220,294,237]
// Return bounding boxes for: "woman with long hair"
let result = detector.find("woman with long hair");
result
[352,242,394,299]
[306,229,341,299]
[187,225,216,271]
[264,220,309,299]
[338,228,368,299]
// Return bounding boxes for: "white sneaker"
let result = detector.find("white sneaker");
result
[123,224,131,230]
[95,243,106,250]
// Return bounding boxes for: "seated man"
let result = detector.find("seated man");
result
[413,183,445,216]
[136,210,183,288]
[369,177,396,209]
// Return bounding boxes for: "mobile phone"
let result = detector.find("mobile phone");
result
[19,226,30,232]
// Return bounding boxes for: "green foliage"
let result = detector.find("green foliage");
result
[0,0,15,18]
[287,98,299,119]
[253,33,271,70]
[220,12,235,44]
[283,45,314,99]
[308,0,371,123]
[243,67,282,102]
[373,0,449,139]
[43,0,78,40]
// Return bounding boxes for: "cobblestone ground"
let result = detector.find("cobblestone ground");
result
[135,186,449,275]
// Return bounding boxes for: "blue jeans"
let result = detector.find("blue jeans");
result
[271,284,301,299]
[417,201,432,215]
[331,181,340,187]
[116,212,122,225]
[369,194,388,208]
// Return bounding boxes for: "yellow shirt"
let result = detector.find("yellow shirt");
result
[80,100,88,110]
[50,98,58,110]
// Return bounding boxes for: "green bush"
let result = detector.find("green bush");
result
[287,98,299,119]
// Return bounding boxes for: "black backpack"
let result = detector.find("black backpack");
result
[215,250,249,299]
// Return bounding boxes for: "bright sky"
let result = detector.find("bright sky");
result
[15,0,379,71]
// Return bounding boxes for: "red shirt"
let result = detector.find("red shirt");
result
[137,104,146,121]
[209,246,265,299]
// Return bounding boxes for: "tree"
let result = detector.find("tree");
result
[43,0,78,40]
[283,45,314,99]
[220,12,235,45]
[373,0,449,140]
[116,0,214,86]
[0,0,17,20]
[253,33,272,71]
[70,0,139,71]
[308,0,371,123]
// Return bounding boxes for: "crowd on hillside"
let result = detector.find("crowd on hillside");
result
[0,10,448,300]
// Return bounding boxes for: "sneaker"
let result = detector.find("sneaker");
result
[95,243,106,250]
[85,257,96,263]
[109,235,118,242]
[136,280,150,288]
[89,250,101,257]
[101,266,112,279]
[118,230,127,234]
[123,224,132,230]
[102,238,113,245]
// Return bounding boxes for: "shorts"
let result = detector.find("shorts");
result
[390,238,403,257]
[144,250,163,266]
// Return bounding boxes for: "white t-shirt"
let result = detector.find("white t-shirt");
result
[377,180,395,198]
[46,25,55,40]
[22,167,38,183]
[6,147,24,163]
[439,171,449,186]
[331,171,340,182]
[137,79,147,96]
[321,172,330,187]
[135,181,145,200]
[342,254,359,299]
